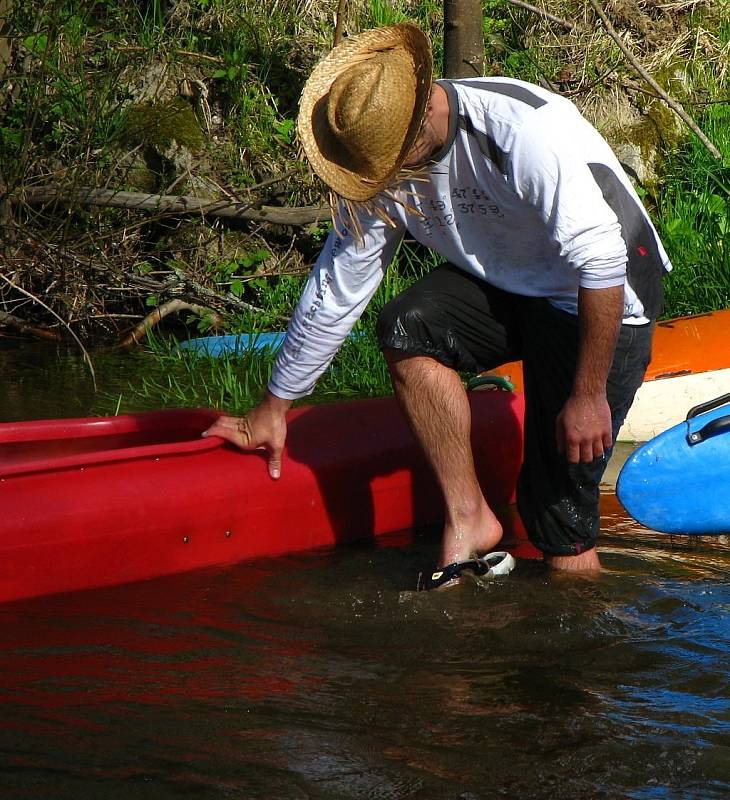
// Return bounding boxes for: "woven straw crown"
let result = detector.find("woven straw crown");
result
[297,24,433,202]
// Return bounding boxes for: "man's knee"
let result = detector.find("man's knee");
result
[377,295,438,352]
[376,295,465,369]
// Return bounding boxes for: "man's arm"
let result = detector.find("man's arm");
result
[556,284,623,463]
[203,205,405,477]
[508,113,630,463]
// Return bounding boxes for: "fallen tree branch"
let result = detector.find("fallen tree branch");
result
[117,299,223,349]
[174,274,263,314]
[0,310,61,340]
[587,0,722,159]
[501,0,575,31]
[15,186,326,226]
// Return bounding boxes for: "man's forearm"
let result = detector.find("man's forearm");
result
[573,285,624,397]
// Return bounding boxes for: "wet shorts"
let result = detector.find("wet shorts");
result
[376,263,653,556]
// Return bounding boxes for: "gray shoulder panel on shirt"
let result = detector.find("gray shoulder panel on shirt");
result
[457,115,508,175]
[450,79,548,109]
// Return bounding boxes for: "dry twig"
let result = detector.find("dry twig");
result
[502,0,575,31]
[587,0,722,159]
[0,271,97,388]
[116,46,225,64]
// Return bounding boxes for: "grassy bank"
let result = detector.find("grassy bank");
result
[658,100,730,316]
[125,242,437,413]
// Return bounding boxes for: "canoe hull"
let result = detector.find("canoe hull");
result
[0,393,532,603]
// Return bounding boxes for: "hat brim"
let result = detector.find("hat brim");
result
[297,24,433,202]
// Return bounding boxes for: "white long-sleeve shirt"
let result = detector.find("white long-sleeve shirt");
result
[269,77,671,400]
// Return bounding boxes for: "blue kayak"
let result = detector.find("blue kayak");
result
[176,332,286,357]
[617,394,730,534]
[177,330,363,357]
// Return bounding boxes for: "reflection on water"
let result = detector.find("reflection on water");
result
[1,344,729,799]
[0,517,729,800]
[0,340,162,421]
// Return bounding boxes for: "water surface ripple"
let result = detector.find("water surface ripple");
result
[0,523,728,800]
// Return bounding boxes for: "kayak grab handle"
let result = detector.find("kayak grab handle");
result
[687,414,730,446]
[686,393,730,420]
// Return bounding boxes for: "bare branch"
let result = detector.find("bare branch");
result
[501,0,575,31]
[587,0,722,160]
[15,186,327,226]
[117,299,223,349]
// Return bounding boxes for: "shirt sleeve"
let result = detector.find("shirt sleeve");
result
[268,204,405,400]
[509,114,628,290]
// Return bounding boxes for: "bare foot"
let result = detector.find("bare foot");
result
[545,548,601,574]
[438,498,503,566]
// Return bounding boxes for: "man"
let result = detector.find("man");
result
[204,24,670,584]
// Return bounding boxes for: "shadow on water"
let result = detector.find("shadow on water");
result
[1,344,729,799]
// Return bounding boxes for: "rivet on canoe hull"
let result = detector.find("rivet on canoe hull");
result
[225,530,232,538]
[183,536,189,544]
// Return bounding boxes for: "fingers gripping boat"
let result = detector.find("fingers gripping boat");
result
[0,392,532,604]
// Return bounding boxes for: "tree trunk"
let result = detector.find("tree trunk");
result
[0,0,11,84]
[443,0,485,78]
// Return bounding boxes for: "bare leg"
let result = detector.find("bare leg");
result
[385,349,503,566]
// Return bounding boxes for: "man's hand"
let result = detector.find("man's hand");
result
[557,284,623,464]
[202,392,292,479]
[556,392,612,463]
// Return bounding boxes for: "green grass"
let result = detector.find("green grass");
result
[656,101,730,318]
[115,241,438,414]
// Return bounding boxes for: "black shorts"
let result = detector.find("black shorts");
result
[376,263,653,556]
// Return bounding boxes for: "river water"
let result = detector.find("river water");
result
[1,343,729,799]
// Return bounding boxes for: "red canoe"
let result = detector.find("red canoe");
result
[0,391,534,604]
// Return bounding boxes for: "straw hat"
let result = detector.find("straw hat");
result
[297,24,433,202]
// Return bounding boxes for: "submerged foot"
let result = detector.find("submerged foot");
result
[545,548,601,574]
